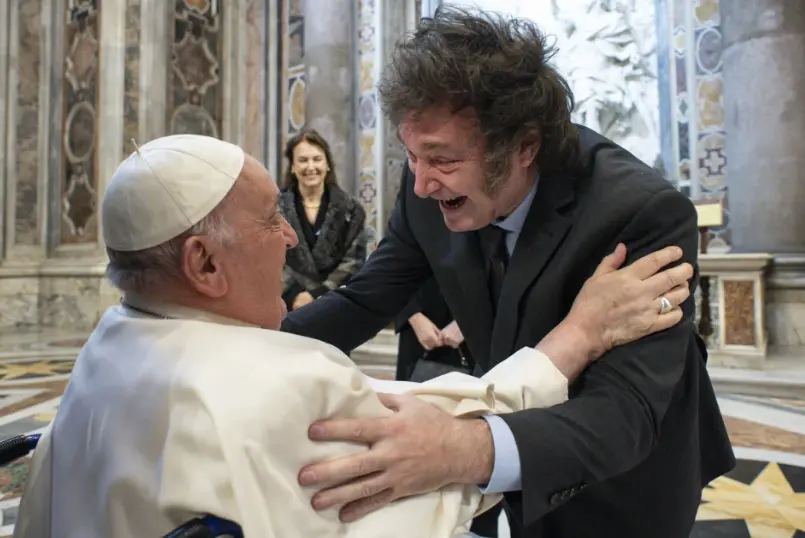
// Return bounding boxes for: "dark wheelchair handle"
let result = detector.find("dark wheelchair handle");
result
[0,434,41,466]
[163,516,243,538]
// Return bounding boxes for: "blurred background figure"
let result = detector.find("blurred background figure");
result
[280,129,367,312]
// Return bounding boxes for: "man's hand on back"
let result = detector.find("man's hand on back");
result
[298,393,492,522]
[297,245,694,523]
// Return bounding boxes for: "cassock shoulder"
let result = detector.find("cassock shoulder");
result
[165,325,382,444]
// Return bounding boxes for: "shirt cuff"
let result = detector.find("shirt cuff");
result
[478,414,522,494]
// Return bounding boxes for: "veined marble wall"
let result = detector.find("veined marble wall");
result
[4,0,47,254]
[0,0,274,332]
[123,0,141,156]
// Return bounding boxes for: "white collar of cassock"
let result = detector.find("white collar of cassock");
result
[121,292,259,328]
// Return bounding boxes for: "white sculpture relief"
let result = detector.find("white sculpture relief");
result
[462,0,661,167]
[550,0,660,167]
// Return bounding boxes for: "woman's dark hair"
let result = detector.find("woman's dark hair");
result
[283,128,338,189]
[377,5,579,190]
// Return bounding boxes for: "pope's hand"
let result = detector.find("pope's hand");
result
[566,243,692,358]
[299,393,493,522]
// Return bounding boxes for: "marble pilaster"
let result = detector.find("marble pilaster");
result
[123,0,141,155]
[137,0,170,143]
[380,0,420,228]
[304,0,356,194]
[243,0,267,161]
[95,0,127,252]
[0,0,9,260]
[222,0,247,147]
[2,0,50,262]
[263,1,283,178]
[722,0,805,254]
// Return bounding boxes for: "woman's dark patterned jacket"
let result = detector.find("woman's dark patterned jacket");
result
[279,184,367,298]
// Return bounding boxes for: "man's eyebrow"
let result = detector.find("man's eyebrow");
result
[396,137,451,154]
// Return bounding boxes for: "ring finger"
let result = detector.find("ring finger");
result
[645,262,694,296]
[657,284,690,314]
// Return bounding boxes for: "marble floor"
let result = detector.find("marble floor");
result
[0,331,803,537]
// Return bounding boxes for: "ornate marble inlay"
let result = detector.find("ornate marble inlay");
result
[698,460,805,536]
[282,0,306,157]
[668,0,730,251]
[723,280,756,347]
[169,0,223,138]
[59,0,100,244]
[13,0,43,246]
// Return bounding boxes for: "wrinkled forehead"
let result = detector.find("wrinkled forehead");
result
[236,155,278,206]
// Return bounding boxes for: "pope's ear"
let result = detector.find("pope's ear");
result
[180,235,228,298]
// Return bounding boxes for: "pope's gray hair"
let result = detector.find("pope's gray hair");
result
[105,209,235,294]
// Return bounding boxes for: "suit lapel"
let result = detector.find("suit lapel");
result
[489,173,576,366]
[447,230,495,370]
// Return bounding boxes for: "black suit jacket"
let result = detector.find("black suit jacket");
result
[282,126,735,537]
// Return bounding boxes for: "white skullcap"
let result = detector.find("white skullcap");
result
[102,134,245,252]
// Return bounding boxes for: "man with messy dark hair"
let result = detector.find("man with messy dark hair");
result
[283,6,734,538]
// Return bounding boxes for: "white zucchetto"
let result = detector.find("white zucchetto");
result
[101,134,245,252]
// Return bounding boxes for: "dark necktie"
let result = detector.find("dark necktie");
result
[478,225,509,312]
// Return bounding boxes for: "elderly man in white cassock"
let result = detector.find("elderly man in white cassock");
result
[13,134,690,537]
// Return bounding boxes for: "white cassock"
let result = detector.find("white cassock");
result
[13,299,568,538]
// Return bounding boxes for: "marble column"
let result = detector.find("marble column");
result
[2,0,50,262]
[242,0,268,162]
[303,0,356,194]
[722,0,805,350]
[0,0,10,260]
[137,0,170,144]
[96,0,127,249]
[722,0,805,254]
[380,0,421,219]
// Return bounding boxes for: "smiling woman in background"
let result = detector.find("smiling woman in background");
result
[280,129,367,311]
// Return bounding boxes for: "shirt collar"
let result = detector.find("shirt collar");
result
[121,293,259,328]
[494,177,539,234]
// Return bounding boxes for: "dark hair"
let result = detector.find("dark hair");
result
[283,129,338,189]
[378,5,579,190]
